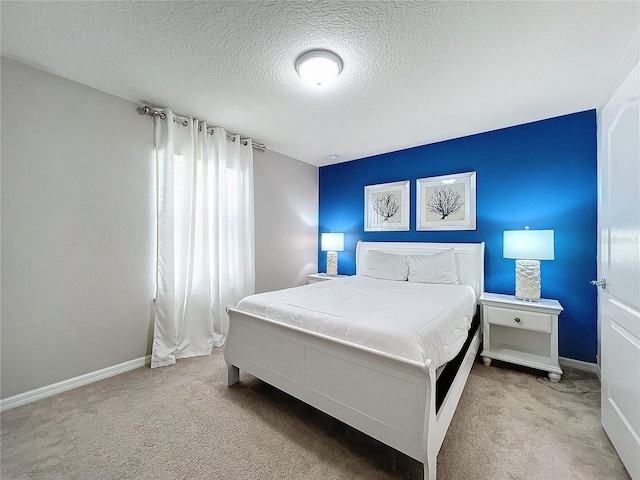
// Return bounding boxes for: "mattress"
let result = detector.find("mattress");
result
[236,275,477,368]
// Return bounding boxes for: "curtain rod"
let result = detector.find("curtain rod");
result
[138,105,266,153]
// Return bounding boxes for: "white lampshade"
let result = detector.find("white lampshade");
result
[321,232,344,252]
[503,229,554,260]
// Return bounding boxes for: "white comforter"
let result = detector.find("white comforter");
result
[236,275,477,368]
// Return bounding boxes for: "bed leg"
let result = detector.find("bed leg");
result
[424,458,436,480]
[227,364,240,386]
[424,451,437,480]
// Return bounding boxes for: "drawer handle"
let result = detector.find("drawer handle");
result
[514,317,521,323]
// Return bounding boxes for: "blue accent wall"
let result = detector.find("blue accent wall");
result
[318,110,597,363]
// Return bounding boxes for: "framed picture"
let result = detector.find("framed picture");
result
[364,180,410,231]
[416,171,476,231]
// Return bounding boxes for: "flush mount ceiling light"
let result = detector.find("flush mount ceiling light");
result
[295,49,343,86]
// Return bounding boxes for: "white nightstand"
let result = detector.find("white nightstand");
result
[480,292,563,382]
[307,273,349,284]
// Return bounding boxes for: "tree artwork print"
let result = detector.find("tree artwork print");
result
[426,186,464,220]
[372,192,400,222]
[416,172,476,231]
[424,183,466,222]
[364,181,410,231]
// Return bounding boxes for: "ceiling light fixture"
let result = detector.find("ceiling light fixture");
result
[295,49,343,86]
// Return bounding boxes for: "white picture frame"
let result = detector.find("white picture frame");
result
[416,171,476,231]
[364,180,410,231]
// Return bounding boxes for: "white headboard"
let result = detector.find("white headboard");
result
[355,241,485,298]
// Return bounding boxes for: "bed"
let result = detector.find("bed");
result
[225,241,485,480]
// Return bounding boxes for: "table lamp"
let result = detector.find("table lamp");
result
[503,227,554,301]
[321,232,344,276]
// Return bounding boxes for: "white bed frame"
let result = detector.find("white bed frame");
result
[225,241,485,480]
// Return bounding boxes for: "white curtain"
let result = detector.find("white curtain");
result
[151,109,255,368]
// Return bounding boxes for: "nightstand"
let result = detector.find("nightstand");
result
[307,273,348,284]
[480,293,563,382]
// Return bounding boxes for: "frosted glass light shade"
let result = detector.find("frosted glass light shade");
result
[295,50,343,86]
[503,230,554,260]
[321,232,344,252]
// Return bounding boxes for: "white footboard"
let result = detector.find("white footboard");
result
[224,306,481,480]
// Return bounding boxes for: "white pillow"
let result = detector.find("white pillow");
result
[365,250,409,281]
[407,248,459,284]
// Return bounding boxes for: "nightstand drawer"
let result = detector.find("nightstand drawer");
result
[485,306,552,333]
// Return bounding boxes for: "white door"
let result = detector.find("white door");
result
[598,61,640,480]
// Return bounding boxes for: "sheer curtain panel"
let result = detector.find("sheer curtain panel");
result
[152,109,255,368]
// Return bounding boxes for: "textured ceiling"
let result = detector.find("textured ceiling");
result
[2,1,639,167]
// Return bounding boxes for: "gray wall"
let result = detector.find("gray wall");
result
[254,150,318,293]
[1,58,319,399]
[1,58,156,399]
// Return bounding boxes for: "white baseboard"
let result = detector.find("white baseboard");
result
[0,354,599,413]
[0,355,151,413]
[559,356,601,379]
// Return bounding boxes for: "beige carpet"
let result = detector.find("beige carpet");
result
[1,348,630,480]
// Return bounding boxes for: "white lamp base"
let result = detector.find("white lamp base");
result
[326,251,338,276]
[515,259,541,301]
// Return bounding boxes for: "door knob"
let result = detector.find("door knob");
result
[590,278,607,289]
